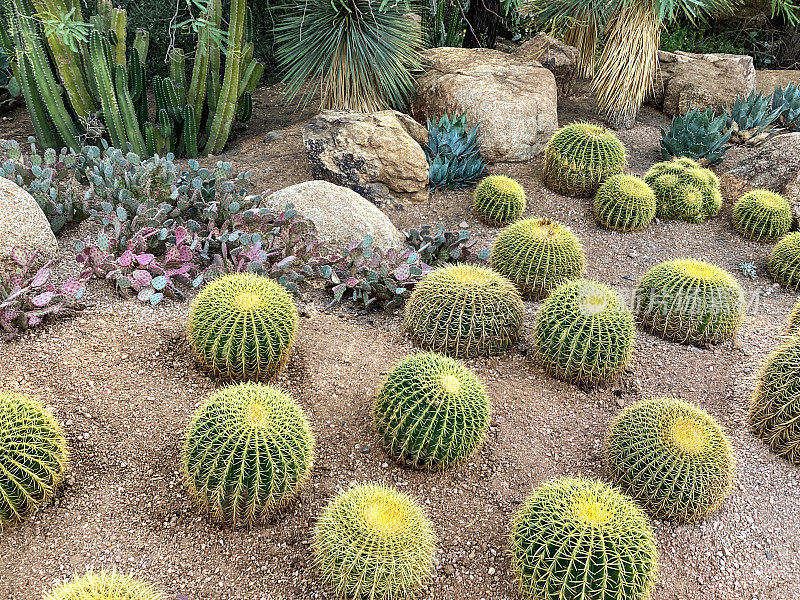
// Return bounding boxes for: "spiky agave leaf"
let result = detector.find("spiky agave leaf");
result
[660,107,732,165]
[725,90,784,146]
[732,189,792,243]
[314,483,437,600]
[473,174,526,226]
[768,232,800,291]
[44,570,165,600]
[425,113,486,191]
[594,173,657,231]
[772,82,800,129]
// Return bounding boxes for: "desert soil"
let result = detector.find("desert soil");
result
[0,82,799,600]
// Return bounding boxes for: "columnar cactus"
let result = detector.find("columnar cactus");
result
[768,232,800,291]
[187,272,298,382]
[473,174,526,226]
[314,483,437,600]
[0,390,68,528]
[534,279,635,386]
[750,336,800,464]
[510,477,658,600]
[732,189,792,243]
[542,122,627,197]
[44,570,165,600]
[644,158,722,223]
[594,173,657,232]
[490,217,586,299]
[634,259,745,345]
[183,382,315,526]
[605,397,735,521]
[403,265,525,358]
[374,352,491,468]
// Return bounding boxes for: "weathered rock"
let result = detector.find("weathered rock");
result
[0,177,58,278]
[411,47,559,162]
[513,33,579,97]
[301,110,429,207]
[648,51,756,116]
[264,180,405,250]
[757,70,800,95]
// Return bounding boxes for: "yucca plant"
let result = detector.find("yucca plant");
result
[660,108,732,165]
[725,91,784,146]
[425,113,486,191]
[275,0,421,112]
[773,82,800,130]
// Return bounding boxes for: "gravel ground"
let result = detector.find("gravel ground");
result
[1,84,799,600]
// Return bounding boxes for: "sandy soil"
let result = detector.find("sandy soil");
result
[1,82,799,600]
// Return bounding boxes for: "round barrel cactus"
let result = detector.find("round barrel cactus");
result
[314,483,437,600]
[605,397,735,522]
[187,272,298,382]
[183,382,315,526]
[750,336,800,465]
[473,174,526,226]
[788,300,800,336]
[732,189,792,243]
[490,217,586,299]
[594,173,657,232]
[644,158,722,223]
[510,477,658,600]
[769,232,800,291]
[634,259,745,345]
[44,570,164,600]
[374,352,491,468]
[534,279,635,386]
[403,264,525,358]
[542,122,627,197]
[0,390,68,528]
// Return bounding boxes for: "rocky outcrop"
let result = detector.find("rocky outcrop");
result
[513,33,579,97]
[756,70,800,95]
[301,110,429,207]
[0,177,58,278]
[412,47,559,162]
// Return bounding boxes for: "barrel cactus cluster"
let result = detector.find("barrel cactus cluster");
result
[490,217,586,299]
[644,158,722,223]
[594,173,657,232]
[768,232,800,290]
[44,570,165,600]
[732,190,792,243]
[473,174,527,226]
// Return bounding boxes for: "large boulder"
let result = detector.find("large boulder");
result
[648,50,756,116]
[756,69,800,95]
[513,33,579,97]
[0,177,58,278]
[411,47,559,162]
[301,110,429,207]
[264,180,405,250]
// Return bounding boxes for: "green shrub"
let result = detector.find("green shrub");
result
[732,189,792,242]
[314,483,437,600]
[374,352,490,468]
[534,279,635,386]
[473,174,526,226]
[594,174,657,232]
[403,264,525,358]
[644,158,722,223]
[606,397,735,521]
[768,232,800,290]
[187,272,298,382]
[44,570,165,600]
[183,382,314,526]
[510,477,658,600]
[0,390,68,528]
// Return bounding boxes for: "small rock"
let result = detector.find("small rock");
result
[263,130,283,143]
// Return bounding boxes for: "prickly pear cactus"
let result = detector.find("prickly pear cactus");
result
[644,158,722,223]
[314,483,437,600]
[605,397,735,521]
[542,122,626,197]
[44,570,165,600]
[635,259,745,346]
[768,232,800,291]
[490,217,586,299]
[0,390,68,528]
[733,189,792,243]
[594,174,657,232]
[473,174,526,226]
[533,279,635,386]
[183,382,314,526]
[187,272,298,382]
[403,265,525,358]
[510,477,658,600]
[374,352,490,468]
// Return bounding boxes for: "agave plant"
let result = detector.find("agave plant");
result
[726,91,784,146]
[773,83,800,130]
[660,108,731,165]
[425,113,486,191]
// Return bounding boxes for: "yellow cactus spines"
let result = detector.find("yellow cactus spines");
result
[44,570,165,600]
[510,477,658,600]
[768,232,800,291]
[473,174,527,226]
[374,352,490,468]
[634,259,746,346]
[490,217,586,299]
[187,272,298,382]
[403,264,525,358]
[533,279,635,387]
[0,390,68,528]
[314,483,437,600]
[644,158,722,223]
[594,173,657,232]
[788,300,800,336]
[750,336,800,465]
[183,382,315,526]
[542,122,627,197]
[733,189,792,242]
[605,398,735,522]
